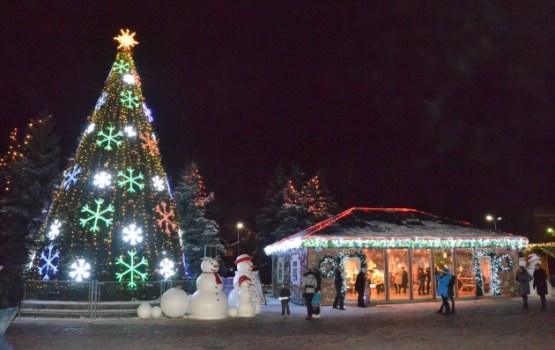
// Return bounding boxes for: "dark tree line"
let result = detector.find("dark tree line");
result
[0,112,60,267]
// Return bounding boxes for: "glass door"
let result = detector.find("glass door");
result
[344,256,361,301]
[479,256,492,295]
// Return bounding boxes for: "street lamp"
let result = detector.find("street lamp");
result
[236,222,244,254]
[485,215,502,232]
[546,227,554,242]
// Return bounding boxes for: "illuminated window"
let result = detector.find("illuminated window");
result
[277,257,284,283]
[291,254,300,285]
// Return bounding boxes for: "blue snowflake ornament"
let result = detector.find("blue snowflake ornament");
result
[63,164,82,190]
[38,244,60,281]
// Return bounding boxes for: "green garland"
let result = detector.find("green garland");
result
[318,255,338,278]
[473,251,514,296]
[337,252,367,296]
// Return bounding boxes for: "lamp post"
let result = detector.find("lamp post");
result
[546,227,554,242]
[485,215,502,232]
[236,222,244,255]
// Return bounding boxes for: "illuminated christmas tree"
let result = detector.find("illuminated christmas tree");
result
[30,30,183,287]
[300,174,337,221]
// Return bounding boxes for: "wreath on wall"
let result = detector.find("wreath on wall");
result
[318,255,338,278]
[497,254,514,273]
[336,252,368,296]
[473,250,514,297]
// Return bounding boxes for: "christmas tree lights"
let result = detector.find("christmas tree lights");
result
[31,30,183,285]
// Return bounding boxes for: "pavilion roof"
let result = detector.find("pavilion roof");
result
[264,207,528,255]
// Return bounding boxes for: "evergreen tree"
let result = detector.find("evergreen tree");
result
[257,166,338,245]
[0,113,60,266]
[255,166,288,245]
[272,179,310,241]
[300,173,338,223]
[29,30,182,287]
[173,161,223,278]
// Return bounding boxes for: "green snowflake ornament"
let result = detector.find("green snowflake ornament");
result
[120,90,140,109]
[117,168,145,193]
[79,198,115,232]
[96,124,123,151]
[116,250,148,289]
[113,59,130,73]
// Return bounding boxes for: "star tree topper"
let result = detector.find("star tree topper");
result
[114,29,139,50]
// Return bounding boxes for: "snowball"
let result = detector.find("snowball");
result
[151,306,162,318]
[137,302,152,319]
[160,287,189,318]
[228,307,238,318]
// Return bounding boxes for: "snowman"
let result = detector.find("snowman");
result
[189,257,229,319]
[237,275,256,317]
[228,254,260,310]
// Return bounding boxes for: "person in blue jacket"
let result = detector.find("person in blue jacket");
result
[436,267,452,315]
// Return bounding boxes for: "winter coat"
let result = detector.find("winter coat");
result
[279,288,291,302]
[302,273,318,294]
[533,267,548,296]
[334,269,344,290]
[355,272,366,294]
[436,273,452,297]
[417,270,426,283]
[401,270,409,287]
[394,271,403,284]
[515,269,532,296]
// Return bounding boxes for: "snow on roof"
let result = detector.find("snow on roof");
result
[264,207,528,255]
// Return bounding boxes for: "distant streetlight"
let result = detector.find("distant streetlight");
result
[546,227,554,242]
[236,222,245,255]
[485,215,502,232]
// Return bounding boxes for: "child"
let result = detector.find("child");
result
[279,284,291,315]
[311,291,322,318]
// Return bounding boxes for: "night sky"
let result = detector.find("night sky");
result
[2,2,555,239]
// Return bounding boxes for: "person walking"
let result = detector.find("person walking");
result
[0,257,25,350]
[516,266,532,309]
[436,268,452,315]
[302,269,318,320]
[332,265,345,310]
[355,267,367,307]
[532,263,548,310]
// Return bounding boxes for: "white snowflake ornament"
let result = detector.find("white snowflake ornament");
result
[151,175,165,192]
[47,219,62,240]
[124,125,137,138]
[85,123,96,134]
[122,223,144,245]
[69,259,91,282]
[93,171,112,189]
[158,258,176,279]
[123,73,135,85]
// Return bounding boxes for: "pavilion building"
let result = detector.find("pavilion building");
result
[264,207,528,305]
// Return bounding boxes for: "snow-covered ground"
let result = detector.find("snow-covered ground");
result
[8,296,555,350]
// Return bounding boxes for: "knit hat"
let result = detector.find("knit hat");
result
[235,254,252,266]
